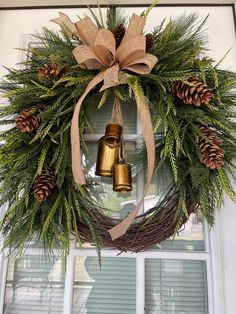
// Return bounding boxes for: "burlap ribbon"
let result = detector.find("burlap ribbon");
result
[52,13,158,240]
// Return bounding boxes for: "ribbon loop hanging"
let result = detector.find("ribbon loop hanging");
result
[52,12,158,240]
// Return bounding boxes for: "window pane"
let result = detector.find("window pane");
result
[4,255,65,314]
[158,215,205,251]
[85,96,137,134]
[72,257,136,314]
[144,176,205,251]
[145,171,205,251]
[145,259,208,314]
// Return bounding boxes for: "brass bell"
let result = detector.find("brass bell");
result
[95,136,119,177]
[104,123,123,147]
[113,162,132,192]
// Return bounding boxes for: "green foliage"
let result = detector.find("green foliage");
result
[138,13,236,229]
[87,4,105,29]
[0,7,236,260]
[153,14,208,72]
[106,7,127,31]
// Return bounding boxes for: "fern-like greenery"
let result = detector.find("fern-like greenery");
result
[0,7,236,260]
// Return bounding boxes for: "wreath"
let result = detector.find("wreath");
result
[1,4,236,260]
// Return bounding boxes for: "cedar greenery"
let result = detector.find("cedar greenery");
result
[1,8,236,260]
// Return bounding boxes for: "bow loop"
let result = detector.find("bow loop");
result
[116,35,146,68]
[75,16,98,46]
[94,29,116,67]
[73,45,103,70]
[51,12,78,38]
[123,53,158,75]
[121,14,146,44]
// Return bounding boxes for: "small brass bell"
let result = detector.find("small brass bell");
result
[104,123,123,147]
[113,162,132,192]
[95,136,119,177]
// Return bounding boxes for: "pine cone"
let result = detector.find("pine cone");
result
[146,33,154,52]
[16,107,43,133]
[172,77,213,107]
[198,126,224,170]
[113,24,126,48]
[37,64,68,81]
[34,169,57,202]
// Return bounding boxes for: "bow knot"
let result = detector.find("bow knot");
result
[72,14,157,91]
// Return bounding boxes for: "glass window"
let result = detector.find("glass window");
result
[85,96,137,134]
[155,214,205,252]
[3,255,65,314]
[145,259,208,314]
[72,257,136,314]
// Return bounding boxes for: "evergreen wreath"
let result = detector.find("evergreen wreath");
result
[1,5,236,260]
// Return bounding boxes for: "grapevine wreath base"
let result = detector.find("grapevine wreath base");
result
[1,5,236,259]
[76,193,196,252]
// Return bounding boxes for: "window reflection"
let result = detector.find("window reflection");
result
[145,259,208,314]
[4,256,65,314]
[73,257,136,314]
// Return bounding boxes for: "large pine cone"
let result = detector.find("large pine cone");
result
[113,24,126,48]
[34,169,57,202]
[16,107,43,133]
[37,64,68,81]
[198,126,224,170]
[146,33,154,52]
[172,77,213,107]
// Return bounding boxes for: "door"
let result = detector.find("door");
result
[0,4,236,314]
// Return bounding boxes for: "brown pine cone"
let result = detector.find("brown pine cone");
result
[172,77,213,107]
[198,126,224,170]
[113,24,126,48]
[16,106,43,133]
[37,64,68,81]
[34,169,57,202]
[146,33,154,52]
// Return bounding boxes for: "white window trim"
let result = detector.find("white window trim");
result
[0,249,8,314]
[0,0,236,8]
[209,212,227,314]
[61,242,212,314]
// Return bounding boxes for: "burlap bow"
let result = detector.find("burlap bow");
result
[52,13,158,240]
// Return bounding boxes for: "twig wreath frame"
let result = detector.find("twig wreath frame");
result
[1,4,236,259]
